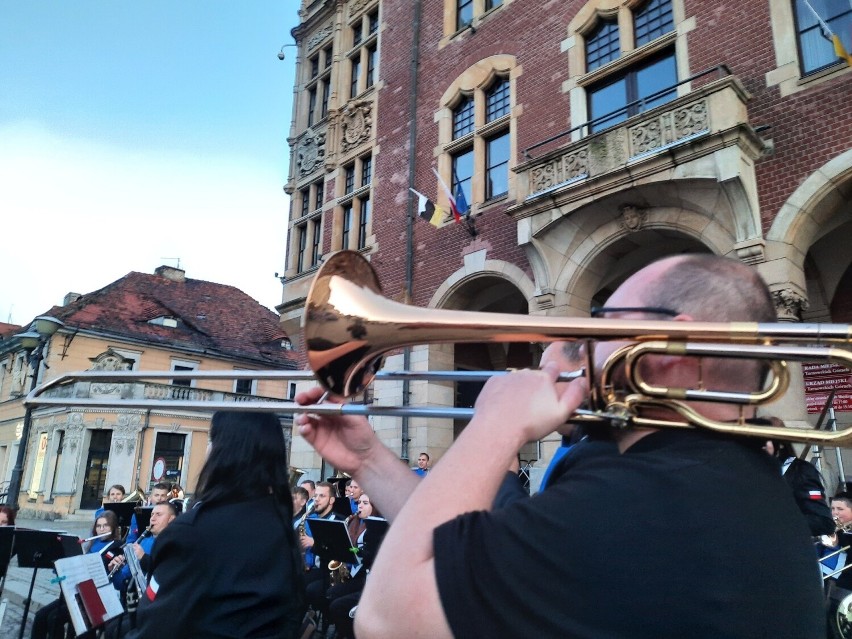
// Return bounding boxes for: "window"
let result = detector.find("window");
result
[342,203,353,249]
[440,68,513,210]
[457,0,474,30]
[337,154,373,250]
[303,43,333,127]
[587,49,676,133]
[361,156,372,185]
[566,1,680,135]
[234,373,257,396]
[634,0,674,46]
[314,180,324,211]
[452,149,474,209]
[300,187,310,217]
[311,217,322,265]
[347,8,380,100]
[292,178,324,273]
[358,195,371,250]
[485,132,510,199]
[485,78,510,121]
[295,179,324,221]
[170,359,198,387]
[585,19,620,71]
[794,0,852,74]
[453,96,475,138]
[296,223,307,272]
[344,164,356,194]
[152,432,185,486]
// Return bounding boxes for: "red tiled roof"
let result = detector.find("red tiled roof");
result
[39,271,295,368]
[0,322,23,339]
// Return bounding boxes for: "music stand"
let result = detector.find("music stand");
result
[133,506,153,533]
[308,519,359,566]
[362,517,389,569]
[104,502,139,538]
[14,530,71,639]
[0,527,15,599]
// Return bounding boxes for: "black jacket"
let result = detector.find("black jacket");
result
[128,495,304,639]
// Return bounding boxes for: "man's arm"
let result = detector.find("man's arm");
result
[295,386,420,520]
[355,364,585,639]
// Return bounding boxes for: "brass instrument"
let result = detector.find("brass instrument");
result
[328,514,356,586]
[297,503,317,571]
[22,250,852,445]
[122,485,145,504]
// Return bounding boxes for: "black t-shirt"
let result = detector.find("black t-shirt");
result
[434,430,825,639]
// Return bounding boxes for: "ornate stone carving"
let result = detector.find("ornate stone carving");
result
[349,0,372,17]
[89,349,133,396]
[529,147,589,195]
[341,101,373,152]
[627,99,710,158]
[307,24,333,51]
[674,101,709,138]
[618,205,647,232]
[297,129,326,177]
[64,413,86,452]
[772,288,810,322]
[630,119,663,155]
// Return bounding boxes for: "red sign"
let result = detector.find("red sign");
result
[802,364,852,414]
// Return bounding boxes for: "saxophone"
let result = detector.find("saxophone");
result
[328,514,355,586]
[297,503,317,571]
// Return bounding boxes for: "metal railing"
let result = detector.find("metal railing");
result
[522,64,732,160]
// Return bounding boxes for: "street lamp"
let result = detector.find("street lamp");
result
[277,44,298,60]
[7,316,64,508]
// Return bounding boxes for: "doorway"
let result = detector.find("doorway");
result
[80,430,112,509]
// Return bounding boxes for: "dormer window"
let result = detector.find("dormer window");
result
[148,316,179,328]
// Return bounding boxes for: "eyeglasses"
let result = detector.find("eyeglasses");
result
[590,306,679,318]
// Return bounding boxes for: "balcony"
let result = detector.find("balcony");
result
[509,67,768,221]
[36,379,291,420]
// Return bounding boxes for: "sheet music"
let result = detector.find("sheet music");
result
[55,554,123,635]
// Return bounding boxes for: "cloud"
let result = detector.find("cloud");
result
[0,120,288,325]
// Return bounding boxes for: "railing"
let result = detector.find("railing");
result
[523,64,732,160]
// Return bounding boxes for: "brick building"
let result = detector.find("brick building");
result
[282,0,852,485]
[0,266,296,516]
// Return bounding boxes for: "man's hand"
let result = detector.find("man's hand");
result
[300,534,314,550]
[132,542,145,560]
[295,386,381,476]
[471,361,587,445]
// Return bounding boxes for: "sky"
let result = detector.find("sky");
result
[0,2,300,326]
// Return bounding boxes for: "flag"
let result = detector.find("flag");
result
[802,0,852,66]
[453,173,470,219]
[432,167,462,223]
[833,34,852,66]
[410,188,443,227]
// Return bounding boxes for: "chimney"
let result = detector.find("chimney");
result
[155,265,186,283]
[63,292,82,305]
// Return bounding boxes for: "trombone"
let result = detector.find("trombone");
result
[23,250,852,446]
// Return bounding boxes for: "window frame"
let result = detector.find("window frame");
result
[336,153,374,251]
[346,7,380,101]
[303,44,333,128]
[441,70,513,212]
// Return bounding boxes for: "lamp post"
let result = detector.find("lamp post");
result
[7,316,64,508]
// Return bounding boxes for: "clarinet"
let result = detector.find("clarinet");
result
[107,525,153,580]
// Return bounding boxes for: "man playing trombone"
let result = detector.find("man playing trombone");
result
[296,254,825,638]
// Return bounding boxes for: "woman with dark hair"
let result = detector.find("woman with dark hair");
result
[128,411,305,639]
[0,506,16,526]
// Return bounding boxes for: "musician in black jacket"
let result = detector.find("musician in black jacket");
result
[127,411,305,639]
[765,437,834,536]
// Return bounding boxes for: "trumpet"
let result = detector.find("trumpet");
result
[22,250,852,446]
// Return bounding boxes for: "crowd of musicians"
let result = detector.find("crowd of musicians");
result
[8,253,852,638]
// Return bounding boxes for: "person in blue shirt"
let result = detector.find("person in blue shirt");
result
[412,453,430,477]
[94,484,126,520]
